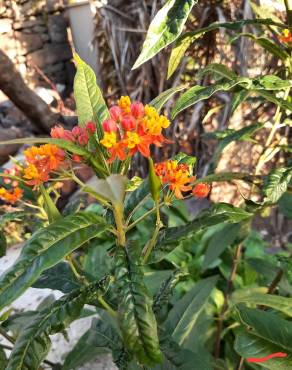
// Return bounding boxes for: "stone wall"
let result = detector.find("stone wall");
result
[0,0,74,88]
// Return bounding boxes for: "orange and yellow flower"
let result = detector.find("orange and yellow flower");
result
[155,160,195,199]
[0,187,23,204]
[279,29,292,45]
[101,96,171,162]
[23,144,65,187]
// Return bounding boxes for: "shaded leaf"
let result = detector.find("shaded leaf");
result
[133,0,197,69]
[0,212,108,310]
[149,85,188,113]
[264,167,292,204]
[124,180,150,218]
[115,247,162,366]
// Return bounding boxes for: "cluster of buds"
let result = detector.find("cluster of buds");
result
[279,29,292,45]
[100,96,171,162]
[23,144,65,187]
[0,166,23,205]
[155,160,210,199]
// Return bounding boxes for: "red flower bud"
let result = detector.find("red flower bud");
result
[121,115,135,131]
[51,125,65,139]
[109,106,122,121]
[192,183,211,198]
[72,126,83,137]
[102,119,118,132]
[78,132,89,146]
[63,130,75,142]
[72,154,82,163]
[86,121,96,134]
[131,102,144,119]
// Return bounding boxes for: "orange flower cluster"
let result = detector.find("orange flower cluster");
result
[0,187,23,204]
[100,96,171,162]
[155,160,211,199]
[279,29,292,45]
[23,144,65,187]
[0,166,23,204]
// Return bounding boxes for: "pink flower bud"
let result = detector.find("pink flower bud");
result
[51,125,65,139]
[131,102,144,119]
[121,115,135,131]
[3,178,11,185]
[12,180,19,188]
[110,106,122,121]
[63,130,76,142]
[102,119,118,132]
[78,132,89,146]
[72,126,83,137]
[85,121,96,134]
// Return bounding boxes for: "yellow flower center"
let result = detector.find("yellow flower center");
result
[126,131,140,149]
[100,132,117,148]
[118,96,131,113]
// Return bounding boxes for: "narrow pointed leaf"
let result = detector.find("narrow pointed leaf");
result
[0,212,108,310]
[133,0,198,69]
[149,85,188,112]
[115,247,162,366]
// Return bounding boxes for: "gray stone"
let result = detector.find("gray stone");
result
[44,62,64,73]
[40,33,50,42]
[13,18,45,30]
[45,0,63,13]
[15,31,43,55]
[48,14,67,43]
[32,25,47,33]
[27,43,72,67]
[0,18,12,34]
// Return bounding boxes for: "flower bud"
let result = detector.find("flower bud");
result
[72,154,82,163]
[131,102,144,119]
[50,125,64,139]
[192,183,211,198]
[78,132,89,146]
[102,119,118,132]
[63,130,75,142]
[110,106,122,121]
[121,115,135,131]
[85,121,96,134]
[72,126,83,137]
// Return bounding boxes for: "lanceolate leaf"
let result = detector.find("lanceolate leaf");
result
[149,85,188,113]
[133,0,198,69]
[167,18,287,76]
[115,247,162,366]
[235,331,292,370]
[166,276,218,346]
[171,79,247,118]
[263,167,292,204]
[232,292,292,317]
[0,212,108,310]
[73,53,109,137]
[148,203,252,264]
[0,346,8,370]
[124,180,150,218]
[6,281,103,370]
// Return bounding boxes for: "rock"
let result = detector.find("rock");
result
[0,18,13,34]
[15,31,43,55]
[48,14,67,43]
[44,62,64,73]
[27,43,72,67]
[0,127,23,164]
[45,0,64,13]
[40,33,50,42]
[13,18,45,30]
[32,25,47,33]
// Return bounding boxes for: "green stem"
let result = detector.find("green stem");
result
[126,203,164,232]
[66,255,88,286]
[98,296,118,318]
[113,203,126,247]
[142,200,163,264]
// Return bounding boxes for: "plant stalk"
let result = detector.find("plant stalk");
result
[284,0,292,25]
[113,203,126,247]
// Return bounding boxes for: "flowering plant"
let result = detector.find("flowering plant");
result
[0,3,292,368]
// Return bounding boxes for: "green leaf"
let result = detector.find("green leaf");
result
[149,203,252,264]
[6,281,102,370]
[0,212,108,310]
[264,167,292,204]
[33,262,81,293]
[153,270,188,322]
[0,346,8,370]
[165,276,218,346]
[279,192,292,219]
[149,85,188,112]
[149,158,161,202]
[207,123,264,169]
[171,79,247,118]
[73,53,109,137]
[252,75,292,90]
[124,180,150,218]
[235,331,292,370]
[232,292,292,317]
[197,63,237,81]
[133,0,197,69]
[88,174,128,205]
[167,18,287,74]
[40,185,61,223]
[237,305,292,353]
[231,89,250,113]
[115,246,162,366]
[257,90,292,112]
[203,223,241,270]
[0,230,6,258]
